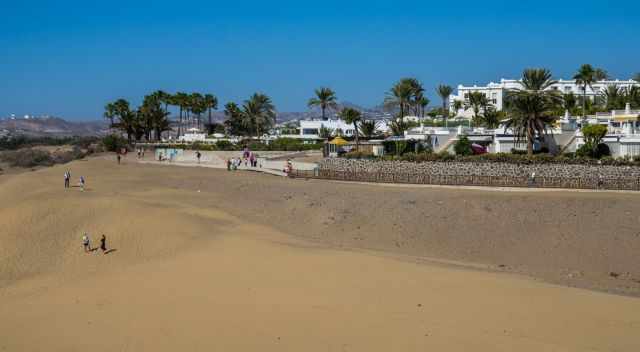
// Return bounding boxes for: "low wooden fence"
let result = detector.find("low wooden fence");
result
[290,169,640,191]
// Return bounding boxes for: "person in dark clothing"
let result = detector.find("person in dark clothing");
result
[117,153,121,164]
[100,235,107,254]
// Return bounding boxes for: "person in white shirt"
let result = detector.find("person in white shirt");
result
[82,233,91,253]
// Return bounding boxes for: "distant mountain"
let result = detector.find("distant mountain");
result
[0,117,109,137]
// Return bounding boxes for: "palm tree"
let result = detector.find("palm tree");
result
[204,94,219,130]
[140,94,171,141]
[189,93,206,130]
[563,92,577,112]
[104,102,116,128]
[573,64,596,119]
[339,107,362,149]
[151,90,171,112]
[594,68,609,81]
[602,85,624,110]
[467,91,488,121]
[242,93,276,139]
[504,68,563,155]
[172,92,189,137]
[307,88,338,120]
[626,86,640,109]
[453,100,463,116]
[417,96,430,118]
[223,102,245,136]
[403,78,424,116]
[384,79,414,121]
[436,85,453,126]
[359,119,380,138]
[105,99,136,143]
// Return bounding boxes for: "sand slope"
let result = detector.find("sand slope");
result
[1,157,640,351]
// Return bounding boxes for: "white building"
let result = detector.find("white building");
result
[298,119,390,139]
[450,78,640,118]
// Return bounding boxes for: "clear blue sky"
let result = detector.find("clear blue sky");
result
[1,0,639,120]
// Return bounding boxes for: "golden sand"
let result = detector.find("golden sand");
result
[1,157,639,351]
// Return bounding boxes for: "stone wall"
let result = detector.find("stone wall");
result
[318,158,640,180]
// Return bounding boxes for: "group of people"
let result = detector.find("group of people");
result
[227,157,242,170]
[243,148,258,167]
[283,159,293,175]
[64,170,85,191]
[82,233,109,254]
[226,148,259,171]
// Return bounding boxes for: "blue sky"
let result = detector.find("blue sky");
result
[1,0,639,120]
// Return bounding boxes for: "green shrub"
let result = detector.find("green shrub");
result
[102,134,128,152]
[454,135,473,156]
[339,149,640,166]
[343,151,374,159]
[215,140,234,151]
[576,142,611,159]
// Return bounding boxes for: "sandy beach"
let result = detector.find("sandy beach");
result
[1,156,640,351]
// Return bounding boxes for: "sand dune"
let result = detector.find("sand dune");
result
[1,157,640,351]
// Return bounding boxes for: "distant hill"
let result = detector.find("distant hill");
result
[0,117,109,137]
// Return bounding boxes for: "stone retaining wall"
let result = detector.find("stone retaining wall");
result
[318,158,640,179]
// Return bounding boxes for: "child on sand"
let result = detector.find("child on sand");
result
[82,233,91,253]
[79,176,85,191]
[64,171,70,188]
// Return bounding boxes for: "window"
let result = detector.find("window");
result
[302,128,319,135]
[464,93,469,99]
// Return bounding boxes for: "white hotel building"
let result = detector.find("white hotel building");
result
[450,78,639,118]
[297,118,391,139]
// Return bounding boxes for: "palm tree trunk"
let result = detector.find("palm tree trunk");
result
[582,87,587,119]
[178,107,183,137]
[527,126,534,156]
[354,124,360,150]
[322,107,326,120]
[443,100,447,128]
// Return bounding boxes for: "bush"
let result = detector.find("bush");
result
[339,149,640,166]
[215,140,234,151]
[454,135,473,156]
[343,151,374,159]
[0,149,54,168]
[576,142,611,159]
[102,134,128,152]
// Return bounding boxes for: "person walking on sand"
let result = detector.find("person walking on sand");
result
[82,233,91,253]
[79,176,85,192]
[100,234,107,254]
[196,151,202,164]
[117,153,121,164]
[64,170,70,189]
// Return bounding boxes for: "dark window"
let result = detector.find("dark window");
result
[302,128,319,135]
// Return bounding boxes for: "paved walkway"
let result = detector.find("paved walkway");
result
[137,160,289,177]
